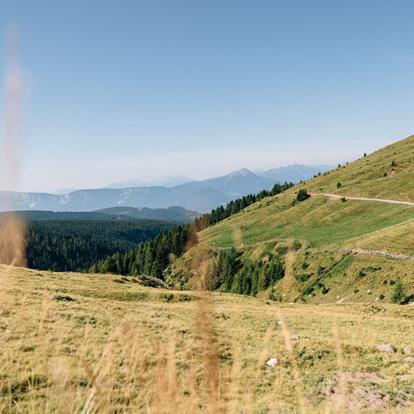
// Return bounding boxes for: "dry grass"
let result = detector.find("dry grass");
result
[1,266,413,413]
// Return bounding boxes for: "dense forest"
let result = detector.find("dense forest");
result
[88,224,190,276]
[25,219,172,271]
[89,182,294,295]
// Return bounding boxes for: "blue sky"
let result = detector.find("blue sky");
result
[1,0,414,191]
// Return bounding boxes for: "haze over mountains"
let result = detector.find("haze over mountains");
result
[1,164,332,213]
[105,176,193,189]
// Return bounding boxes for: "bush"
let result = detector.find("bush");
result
[391,280,405,304]
[357,270,366,278]
[296,189,310,202]
[293,240,302,250]
[321,286,330,294]
[336,182,342,189]
[295,274,310,282]
[302,285,315,295]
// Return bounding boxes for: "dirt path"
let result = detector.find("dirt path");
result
[310,192,414,206]
[208,192,414,260]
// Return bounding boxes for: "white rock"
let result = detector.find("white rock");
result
[291,334,300,341]
[266,358,279,367]
[377,344,397,353]
[404,356,414,364]
[403,346,412,355]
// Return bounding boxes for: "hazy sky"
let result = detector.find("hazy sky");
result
[1,0,414,192]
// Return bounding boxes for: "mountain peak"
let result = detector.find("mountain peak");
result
[228,168,255,178]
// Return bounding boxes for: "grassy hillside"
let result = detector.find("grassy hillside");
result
[1,266,414,413]
[305,135,414,201]
[169,135,414,303]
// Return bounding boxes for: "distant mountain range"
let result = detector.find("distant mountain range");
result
[1,164,333,213]
[256,164,333,183]
[105,176,193,189]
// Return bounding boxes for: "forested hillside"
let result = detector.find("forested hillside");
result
[168,135,414,304]
[25,219,172,271]
[88,183,293,276]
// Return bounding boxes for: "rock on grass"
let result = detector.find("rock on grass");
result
[377,344,397,353]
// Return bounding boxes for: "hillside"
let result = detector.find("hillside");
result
[1,266,413,413]
[305,135,414,201]
[168,135,414,304]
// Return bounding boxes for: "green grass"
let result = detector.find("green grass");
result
[303,135,414,201]
[204,195,414,250]
[171,135,414,303]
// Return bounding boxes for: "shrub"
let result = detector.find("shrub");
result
[357,270,366,278]
[276,246,288,255]
[302,285,315,295]
[295,274,310,282]
[268,288,278,301]
[391,280,405,304]
[336,182,342,189]
[296,189,310,202]
[293,240,302,250]
[160,293,174,302]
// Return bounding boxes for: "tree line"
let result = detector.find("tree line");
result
[88,182,294,278]
[192,182,294,230]
[88,225,190,276]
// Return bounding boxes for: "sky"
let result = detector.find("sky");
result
[1,0,414,192]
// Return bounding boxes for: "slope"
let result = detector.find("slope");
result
[1,266,413,413]
[169,135,414,304]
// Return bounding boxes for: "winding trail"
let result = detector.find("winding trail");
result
[310,192,414,206]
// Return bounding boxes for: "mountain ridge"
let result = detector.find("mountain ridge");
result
[0,166,311,212]
[167,135,414,304]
